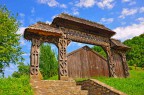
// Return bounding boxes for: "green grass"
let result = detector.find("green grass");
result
[0,75,33,95]
[93,67,144,95]
[48,75,58,80]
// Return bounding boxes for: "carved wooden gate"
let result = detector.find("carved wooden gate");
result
[24,13,130,80]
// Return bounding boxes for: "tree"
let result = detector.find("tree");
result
[91,46,107,58]
[39,43,58,79]
[12,62,29,78]
[123,34,144,67]
[0,5,23,77]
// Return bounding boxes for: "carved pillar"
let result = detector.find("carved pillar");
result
[30,38,41,80]
[104,46,117,77]
[57,36,70,80]
[119,52,129,77]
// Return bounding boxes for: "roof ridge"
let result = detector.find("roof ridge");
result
[58,13,105,28]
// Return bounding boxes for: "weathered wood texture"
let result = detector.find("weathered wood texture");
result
[30,38,41,80]
[67,46,109,78]
[111,50,125,77]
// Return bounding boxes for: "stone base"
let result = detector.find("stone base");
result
[60,76,69,80]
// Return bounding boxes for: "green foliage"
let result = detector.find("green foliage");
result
[93,68,144,95]
[91,46,107,58]
[0,75,33,95]
[0,5,23,76]
[40,43,58,79]
[12,63,29,78]
[48,75,58,80]
[123,34,144,67]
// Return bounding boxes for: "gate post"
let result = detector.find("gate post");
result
[104,46,117,77]
[30,38,41,80]
[57,36,70,80]
[119,52,129,77]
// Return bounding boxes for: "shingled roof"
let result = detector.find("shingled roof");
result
[24,13,116,40]
[52,13,116,37]
[111,39,130,50]
[24,22,62,40]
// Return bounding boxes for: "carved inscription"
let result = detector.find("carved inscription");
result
[30,38,41,76]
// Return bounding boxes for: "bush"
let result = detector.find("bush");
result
[0,75,33,95]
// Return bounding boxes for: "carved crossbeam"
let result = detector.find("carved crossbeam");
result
[60,27,110,46]
[30,38,41,80]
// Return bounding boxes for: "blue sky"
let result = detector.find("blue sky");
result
[1,0,144,77]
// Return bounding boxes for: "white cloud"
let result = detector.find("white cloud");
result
[48,0,59,7]
[60,4,67,8]
[139,7,144,13]
[113,23,144,41]
[122,0,136,6]
[17,27,26,35]
[119,8,137,19]
[17,27,27,46]
[121,22,126,25]
[72,8,79,15]
[96,0,115,9]
[129,1,136,5]
[76,0,95,8]
[75,0,115,9]
[122,0,130,2]
[37,0,67,8]
[38,0,59,7]
[136,17,144,23]
[46,21,51,24]
[51,14,57,19]
[100,18,114,23]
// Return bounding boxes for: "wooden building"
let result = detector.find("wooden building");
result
[67,46,109,78]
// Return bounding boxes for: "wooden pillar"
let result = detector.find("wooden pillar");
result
[104,46,117,77]
[30,38,41,80]
[57,37,69,80]
[120,52,129,77]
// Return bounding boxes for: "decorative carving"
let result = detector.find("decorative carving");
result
[60,27,109,46]
[103,46,116,77]
[119,52,129,77]
[30,38,41,77]
[57,35,70,79]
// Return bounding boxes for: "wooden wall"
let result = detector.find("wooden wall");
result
[67,46,109,79]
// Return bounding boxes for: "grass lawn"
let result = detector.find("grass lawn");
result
[92,67,144,95]
[0,75,33,95]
